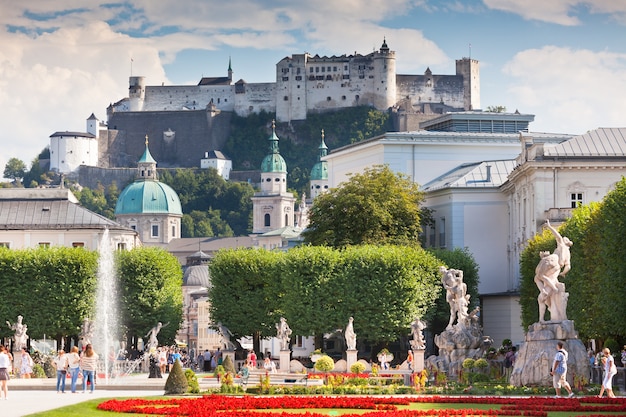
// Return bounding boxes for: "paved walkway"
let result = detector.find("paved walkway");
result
[0,373,220,417]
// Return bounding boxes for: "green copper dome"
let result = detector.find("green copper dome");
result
[261,124,287,173]
[115,181,182,215]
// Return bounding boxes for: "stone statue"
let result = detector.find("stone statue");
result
[6,315,28,351]
[439,266,470,329]
[345,317,357,350]
[545,219,573,277]
[217,322,236,351]
[276,317,292,351]
[79,318,94,348]
[410,317,426,350]
[534,220,572,322]
[145,322,168,351]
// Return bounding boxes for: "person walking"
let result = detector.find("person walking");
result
[550,341,574,398]
[598,347,617,398]
[52,350,69,393]
[0,345,10,400]
[80,344,99,393]
[67,346,81,393]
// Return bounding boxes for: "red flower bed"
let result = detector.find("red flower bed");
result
[97,394,626,417]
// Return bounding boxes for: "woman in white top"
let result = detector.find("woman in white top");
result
[53,350,69,393]
[0,345,11,399]
[67,346,81,393]
[598,347,617,398]
[20,348,33,378]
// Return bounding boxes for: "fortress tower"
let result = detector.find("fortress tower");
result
[128,76,146,111]
[372,38,397,110]
[456,58,480,111]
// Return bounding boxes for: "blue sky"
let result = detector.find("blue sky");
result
[1,0,626,175]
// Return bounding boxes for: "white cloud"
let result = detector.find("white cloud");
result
[483,0,626,25]
[0,21,167,175]
[503,46,626,133]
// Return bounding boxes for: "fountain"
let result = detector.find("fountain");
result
[93,228,121,383]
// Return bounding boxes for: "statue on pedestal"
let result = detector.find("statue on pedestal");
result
[345,317,357,350]
[410,317,426,350]
[276,317,292,351]
[535,220,573,322]
[145,322,167,351]
[217,322,236,351]
[6,315,28,352]
[440,266,470,329]
[79,318,94,348]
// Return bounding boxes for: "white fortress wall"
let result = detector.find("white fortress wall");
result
[233,83,276,117]
[142,85,234,111]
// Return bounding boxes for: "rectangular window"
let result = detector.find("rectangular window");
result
[117,243,127,250]
[39,242,50,248]
[439,218,446,248]
[429,221,436,247]
[0,242,10,248]
[310,67,314,73]
[72,242,85,248]
[151,224,159,238]
[570,193,583,208]
[296,336,304,348]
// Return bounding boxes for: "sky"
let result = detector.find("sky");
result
[1,0,626,177]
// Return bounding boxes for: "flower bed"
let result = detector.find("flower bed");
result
[98,394,626,417]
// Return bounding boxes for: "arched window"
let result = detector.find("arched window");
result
[285,214,289,226]
[264,213,271,227]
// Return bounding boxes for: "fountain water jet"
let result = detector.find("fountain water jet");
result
[93,228,121,383]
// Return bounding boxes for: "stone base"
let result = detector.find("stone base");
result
[413,349,425,372]
[346,350,357,371]
[510,320,589,387]
[279,350,291,372]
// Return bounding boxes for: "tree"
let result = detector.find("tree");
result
[3,157,27,184]
[280,245,343,348]
[303,165,425,247]
[208,249,283,354]
[425,247,480,336]
[117,247,183,348]
[335,245,442,344]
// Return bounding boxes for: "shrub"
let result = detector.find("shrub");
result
[350,362,365,374]
[474,358,489,369]
[164,360,189,395]
[213,364,225,378]
[184,369,200,393]
[222,355,235,374]
[462,358,475,369]
[32,364,46,378]
[314,355,335,372]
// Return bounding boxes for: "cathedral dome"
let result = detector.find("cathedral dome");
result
[115,180,182,215]
[310,161,328,181]
[261,125,287,173]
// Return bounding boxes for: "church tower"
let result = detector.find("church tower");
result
[310,129,329,199]
[251,121,296,234]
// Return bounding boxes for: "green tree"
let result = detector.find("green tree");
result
[117,247,183,348]
[303,165,425,247]
[486,105,507,113]
[0,247,98,344]
[3,157,27,184]
[590,177,626,338]
[208,249,283,354]
[336,245,442,344]
[280,245,343,348]
[426,247,480,336]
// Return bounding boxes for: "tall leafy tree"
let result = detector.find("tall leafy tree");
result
[117,247,183,348]
[303,165,425,247]
[208,249,283,354]
[335,245,442,344]
[280,245,343,349]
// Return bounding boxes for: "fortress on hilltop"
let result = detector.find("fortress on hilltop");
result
[109,38,479,127]
[53,40,480,175]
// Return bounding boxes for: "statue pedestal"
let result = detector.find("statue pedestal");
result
[279,350,291,372]
[223,350,235,369]
[510,320,589,387]
[346,349,357,371]
[413,349,425,373]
